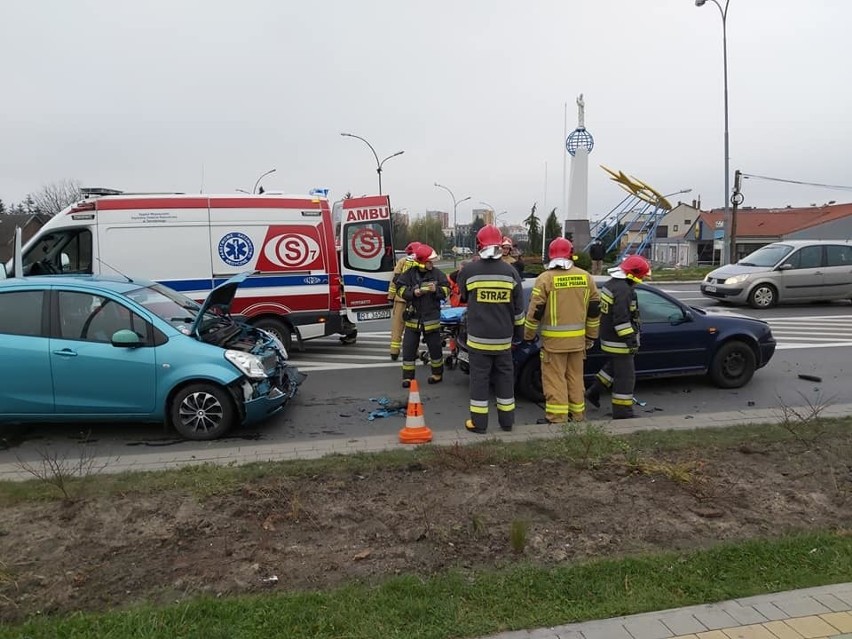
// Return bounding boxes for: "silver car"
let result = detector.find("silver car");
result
[701,240,852,308]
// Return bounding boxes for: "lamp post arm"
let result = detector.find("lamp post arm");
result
[341,133,380,168]
[379,151,404,170]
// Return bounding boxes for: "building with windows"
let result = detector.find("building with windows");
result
[472,208,495,226]
[424,209,449,229]
[652,202,852,266]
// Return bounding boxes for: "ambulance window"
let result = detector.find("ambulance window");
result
[24,229,93,276]
[343,221,394,272]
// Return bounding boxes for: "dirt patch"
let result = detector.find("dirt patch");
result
[1,433,851,622]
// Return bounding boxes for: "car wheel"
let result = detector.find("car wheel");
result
[252,317,293,352]
[748,284,777,309]
[517,356,545,403]
[170,383,236,440]
[709,340,756,389]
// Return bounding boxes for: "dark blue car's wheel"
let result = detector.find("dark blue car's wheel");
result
[518,357,545,403]
[170,383,236,440]
[709,340,756,389]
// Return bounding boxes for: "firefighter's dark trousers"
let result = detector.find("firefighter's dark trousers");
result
[541,349,586,423]
[593,353,635,418]
[468,348,515,431]
[401,319,443,381]
[389,299,406,356]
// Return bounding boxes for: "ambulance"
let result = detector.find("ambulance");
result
[8,189,397,351]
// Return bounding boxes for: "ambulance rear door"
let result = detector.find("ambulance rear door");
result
[339,195,395,323]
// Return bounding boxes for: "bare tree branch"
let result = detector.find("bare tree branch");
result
[29,179,83,216]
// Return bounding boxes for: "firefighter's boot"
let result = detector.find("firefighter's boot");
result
[584,382,603,409]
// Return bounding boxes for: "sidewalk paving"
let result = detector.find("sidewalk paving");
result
[477,583,852,639]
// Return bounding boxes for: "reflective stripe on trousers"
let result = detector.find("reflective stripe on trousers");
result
[594,353,635,418]
[468,349,515,431]
[401,326,443,380]
[540,350,586,422]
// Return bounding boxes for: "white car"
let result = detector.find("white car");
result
[700,240,852,308]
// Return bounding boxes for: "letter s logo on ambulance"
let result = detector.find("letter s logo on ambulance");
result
[254,226,325,272]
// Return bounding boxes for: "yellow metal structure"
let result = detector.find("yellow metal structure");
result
[600,165,673,211]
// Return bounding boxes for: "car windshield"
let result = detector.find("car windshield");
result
[738,244,793,267]
[125,284,218,327]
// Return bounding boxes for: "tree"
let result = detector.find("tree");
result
[391,210,410,249]
[544,207,561,248]
[408,216,445,254]
[22,195,40,215]
[29,179,82,216]
[523,202,541,257]
[0,198,6,214]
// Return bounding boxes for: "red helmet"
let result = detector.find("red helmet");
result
[548,237,573,260]
[414,244,437,264]
[501,236,513,248]
[404,241,421,255]
[476,224,503,251]
[620,255,651,282]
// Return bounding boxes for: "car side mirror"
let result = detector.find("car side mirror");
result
[670,310,691,325]
[111,329,143,348]
[777,263,793,271]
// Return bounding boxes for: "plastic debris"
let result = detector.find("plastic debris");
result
[632,397,647,407]
[262,576,279,584]
[367,396,407,421]
[797,374,822,383]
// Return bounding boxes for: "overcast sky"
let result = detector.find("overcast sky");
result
[1,0,849,224]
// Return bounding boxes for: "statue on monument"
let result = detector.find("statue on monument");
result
[576,93,585,129]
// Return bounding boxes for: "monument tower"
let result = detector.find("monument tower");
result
[564,94,594,250]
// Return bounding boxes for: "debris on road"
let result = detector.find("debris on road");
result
[367,396,407,421]
[797,374,822,383]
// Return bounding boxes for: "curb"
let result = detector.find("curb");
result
[3,402,851,481]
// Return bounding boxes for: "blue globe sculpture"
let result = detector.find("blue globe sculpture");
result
[566,128,594,156]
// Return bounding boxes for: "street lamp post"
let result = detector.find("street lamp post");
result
[695,0,732,264]
[340,132,404,195]
[252,168,276,194]
[435,182,470,266]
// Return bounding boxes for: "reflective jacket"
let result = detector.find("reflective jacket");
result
[458,258,524,352]
[524,265,600,353]
[598,277,640,355]
[396,266,450,333]
[388,256,416,302]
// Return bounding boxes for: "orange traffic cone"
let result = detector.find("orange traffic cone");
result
[399,379,433,444]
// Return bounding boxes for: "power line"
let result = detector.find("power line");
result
[742,173,852,192]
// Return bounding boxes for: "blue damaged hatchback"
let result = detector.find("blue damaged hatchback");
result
[0,273,304,439]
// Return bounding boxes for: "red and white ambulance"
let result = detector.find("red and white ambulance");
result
[11,190,396,350]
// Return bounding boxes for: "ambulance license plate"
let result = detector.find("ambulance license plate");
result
[356,308,392,321]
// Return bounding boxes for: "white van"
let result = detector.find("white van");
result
[8,191,397,350]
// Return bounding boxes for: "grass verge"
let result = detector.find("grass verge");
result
[2,530,850,639]
[1,417,849,505]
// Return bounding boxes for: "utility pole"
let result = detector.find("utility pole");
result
[729,169,743,263]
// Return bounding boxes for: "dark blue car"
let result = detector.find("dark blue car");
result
[452,280,776,403]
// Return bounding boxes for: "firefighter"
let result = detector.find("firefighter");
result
[584,254,651,419]
[396,244,450,388]
[457,225,525,433]
[523,237,600,424]
[387,241,421,360]
[500,236,516,266]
